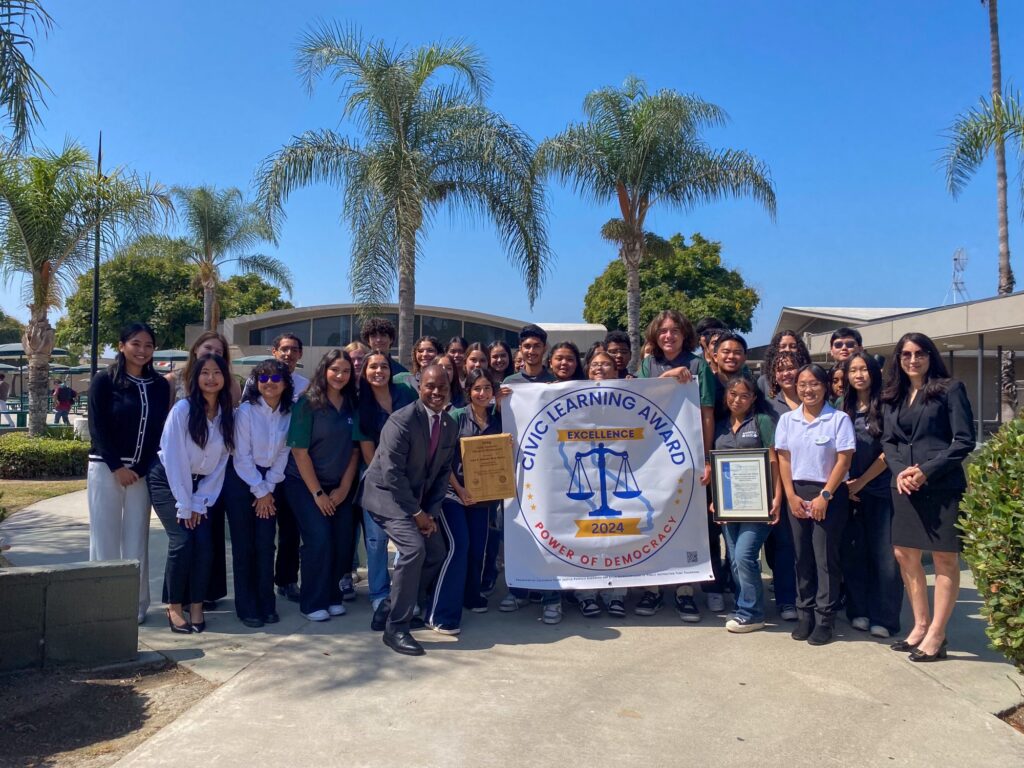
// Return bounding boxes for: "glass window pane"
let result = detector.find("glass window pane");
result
[421,315,463,346]
[312,315,352,347]
[464,321,513,346]
[248,320,311,348]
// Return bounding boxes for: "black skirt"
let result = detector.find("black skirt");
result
[891,486,964,553]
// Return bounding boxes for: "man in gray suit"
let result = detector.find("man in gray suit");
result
[359,365,458,656]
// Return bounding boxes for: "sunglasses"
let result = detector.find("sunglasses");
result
[258,374,284,383]
[832,340,858,349]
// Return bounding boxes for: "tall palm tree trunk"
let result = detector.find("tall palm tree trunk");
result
[622,238,644,373]
[988,0,1018,420]
[23,305,54,437]
[397,233,417,367]
[203,283,216,331]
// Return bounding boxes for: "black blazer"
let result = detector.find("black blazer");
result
[880,380,975,491]
[358,400,458,519]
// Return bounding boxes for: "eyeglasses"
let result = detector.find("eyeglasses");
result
[797,382,823,391]
[258,374,283,383]
[832,340,858,349]
[900,351,928,361]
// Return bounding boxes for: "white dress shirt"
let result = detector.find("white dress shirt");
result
[775,403,856,483]
[233,398,291,498]
[158,399,230,519]
[292,372,310,400]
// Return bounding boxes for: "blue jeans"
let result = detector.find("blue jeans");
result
[841,492,903,633]
[362,505,392,603]
[722,523,772,622]
[429,498,491,627]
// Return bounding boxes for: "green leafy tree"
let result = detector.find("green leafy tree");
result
[0,1,53,150]
[0,307,24,343]
[56,238,292,351]
[537,76,775,367]
[171,185,291,331]
[583,233,758,335]
[0,142,169,435]
[256,23,549,364]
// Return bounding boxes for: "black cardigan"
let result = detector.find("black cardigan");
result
[880,380,976,491]
[88,368,170,475]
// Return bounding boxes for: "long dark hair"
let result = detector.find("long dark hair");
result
[842,352,883,437]
[464,367,496,401]
[881,332,951,405]
[763,330,810,390]
[723,374,771,419]
[547,341,585,380]
[435,353,465,404]
[307,349,356,412]
[187,353,235,451]
[411,335,443,375]
[357,351,393,444]
[463,341,490,376]
[182,331,231,393]
[111,323,157,388]
[644,310,698,363]
[242,359,294,414]
[487,340,513,378]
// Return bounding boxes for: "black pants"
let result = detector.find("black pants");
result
[283,476,355,615]
[274,486,301,588]
[148,459,213,606]
[369,512,447,633]
[205,494,228,602]
[789,481,849,619]
[704,488,733,593]
[223,460,279,621]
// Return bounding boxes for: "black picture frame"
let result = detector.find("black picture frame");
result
[710,448,773,523]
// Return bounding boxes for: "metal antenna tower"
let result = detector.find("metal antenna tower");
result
[944,248,969,305]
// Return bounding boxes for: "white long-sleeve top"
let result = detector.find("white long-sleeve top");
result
[158,399,229,519]
[233,398,291,498]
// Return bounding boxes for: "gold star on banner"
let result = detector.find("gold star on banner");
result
[531,504,537,511]
[525,483,532,490]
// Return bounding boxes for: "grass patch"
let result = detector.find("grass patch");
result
[0,478,87,518]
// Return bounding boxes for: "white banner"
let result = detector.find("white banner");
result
[504,377,712,590]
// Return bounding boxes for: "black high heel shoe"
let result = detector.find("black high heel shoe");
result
[890,638,920,652]
[908,639,948,662]
[166,608,194,634]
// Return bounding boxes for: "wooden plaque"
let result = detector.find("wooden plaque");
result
[460,433,515,503]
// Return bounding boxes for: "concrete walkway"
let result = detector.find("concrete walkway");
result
[2,490,1022,767]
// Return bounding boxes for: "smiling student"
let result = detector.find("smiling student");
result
[361,317,408,375]
[503,325,555,384]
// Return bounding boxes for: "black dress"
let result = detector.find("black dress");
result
[882,382,975,553]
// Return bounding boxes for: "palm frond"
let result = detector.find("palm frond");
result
[942,89,1024,198]
[0,0,53,151]
[232,252,294,295]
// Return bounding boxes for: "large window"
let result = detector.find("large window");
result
[249,320,311,348]
[312,315,353,347]
[421,315,463,344]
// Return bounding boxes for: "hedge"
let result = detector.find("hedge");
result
[0,432,89,479]
[959,417,1024,672]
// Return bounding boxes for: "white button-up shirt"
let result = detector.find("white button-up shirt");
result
[291,372,310,400]
[233,398,291,498]
[158,399,230,519]
[774,403,856,483]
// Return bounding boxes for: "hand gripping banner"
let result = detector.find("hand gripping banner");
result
[503,377,713,590]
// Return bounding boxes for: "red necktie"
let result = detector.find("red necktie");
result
[427,413,440,462]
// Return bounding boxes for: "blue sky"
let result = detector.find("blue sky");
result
[8,1,1023,344]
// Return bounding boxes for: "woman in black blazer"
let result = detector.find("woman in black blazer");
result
[880,332,975,662]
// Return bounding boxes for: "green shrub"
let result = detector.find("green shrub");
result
[959,417,1024,672]
[44,425,79,441]
[0,433,89,479]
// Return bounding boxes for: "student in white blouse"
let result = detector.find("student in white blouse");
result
[148,354,233,634]
[224,360,294,628]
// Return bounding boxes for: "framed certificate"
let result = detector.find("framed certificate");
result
[710,448,773,523]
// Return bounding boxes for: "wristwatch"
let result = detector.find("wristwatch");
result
[315,489,325,498]
[819,489,832,502]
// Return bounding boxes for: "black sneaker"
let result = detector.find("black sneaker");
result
[634,591,663,616]
[606,599,626,618]
[276,583,300,603]
[579,598,602,618]
[675,593,701,623]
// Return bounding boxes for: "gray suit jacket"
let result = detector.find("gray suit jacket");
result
[358,400,458,519]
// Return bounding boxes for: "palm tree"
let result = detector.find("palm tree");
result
[537,76,775,364]
[256,24,549,364]
[0,142,170,435]
[0,1,53,150]
[170,185,291,330]
[942,0,1019,419]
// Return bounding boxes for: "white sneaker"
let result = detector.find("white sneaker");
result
[869,624,891,638]
[726,617,765,633]
[499,594,528,612]
[706,592,725,613]
[328,604,347,616]
[304,609,330,622]
[851,616,870,631]
[426,621,461,635]
[542,603,563,624]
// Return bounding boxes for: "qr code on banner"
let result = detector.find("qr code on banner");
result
[686,551,698,564]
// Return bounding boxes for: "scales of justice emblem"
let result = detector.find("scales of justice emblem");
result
[566,442,641,517]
